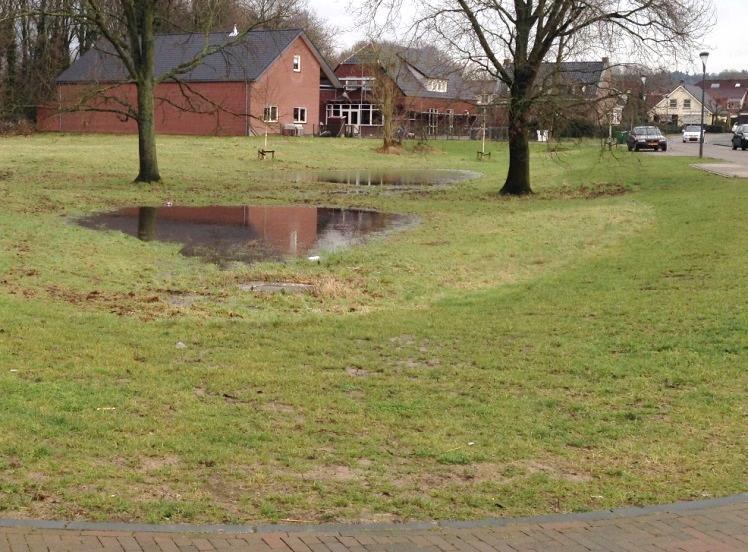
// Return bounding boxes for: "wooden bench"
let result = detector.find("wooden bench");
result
[476,151,491,160]
[258,149,275,160]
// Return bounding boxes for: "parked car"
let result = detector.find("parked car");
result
[682,124,704,143]
[732,125,748,150]
[627,126,668,152]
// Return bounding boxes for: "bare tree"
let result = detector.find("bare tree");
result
[2,0,325,181]
[71,0,300,182]
[360,42,405,151]
[365,0,713,195]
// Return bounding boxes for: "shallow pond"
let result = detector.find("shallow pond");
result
[296,169,480,188]
[78,205,413,265]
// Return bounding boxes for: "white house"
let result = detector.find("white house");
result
[649,83,715,126]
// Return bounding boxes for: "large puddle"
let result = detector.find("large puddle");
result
[295,169,480,188]
[78,205,413,265]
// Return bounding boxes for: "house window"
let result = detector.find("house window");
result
[710,83,720,88]
[736,83,742,88]
[426,79,448,93]
[263,106,278,122]
[683,99,691,109]
[342,78,374,91]
[427,108,439,135]
[293,107,307,124]
[293,55,301,72]
[669,99,677,108]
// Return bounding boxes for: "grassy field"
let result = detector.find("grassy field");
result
[0,133,745,524]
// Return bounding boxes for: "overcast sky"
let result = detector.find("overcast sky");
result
[312,0,747,74]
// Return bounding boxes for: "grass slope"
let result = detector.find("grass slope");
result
[0,134,745,523]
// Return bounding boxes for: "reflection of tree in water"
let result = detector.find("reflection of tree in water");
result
[137,207,157,241]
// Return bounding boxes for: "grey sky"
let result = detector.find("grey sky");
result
[312,0,747,74]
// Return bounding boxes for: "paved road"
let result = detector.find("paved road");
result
[1,494,747,551]
[647,134,748,177]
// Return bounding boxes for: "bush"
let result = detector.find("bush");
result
[558,118,601,139]
[705,124,728,133]
[0,118,35,135]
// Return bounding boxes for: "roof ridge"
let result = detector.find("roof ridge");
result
[151,28,302,37]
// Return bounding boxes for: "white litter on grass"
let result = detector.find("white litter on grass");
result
[175,341,187,349]
[9,369,18,373]
[307,255,321,262]
[96,407,116,411]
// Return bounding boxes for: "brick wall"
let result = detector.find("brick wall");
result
[38,35,323,137]
[38,81,249,136]
[249,36,322,136]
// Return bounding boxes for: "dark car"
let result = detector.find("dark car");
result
[627,126,668,152]
[732,125,748,150]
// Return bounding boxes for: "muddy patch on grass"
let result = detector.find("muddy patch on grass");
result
[140,455,180,473]
[523,460,593,483]
[346,367,373,377]
[238,281,314,295]
[541,183,631,200]
[261,401,297,415]
[302,465,361,482]
[393,459,593,490]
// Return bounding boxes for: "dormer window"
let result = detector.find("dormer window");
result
[426,79,448,93]
[293,55,301,72]
[710,83,720,88]
[736,83,742,88]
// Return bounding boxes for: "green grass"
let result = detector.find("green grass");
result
[0,133,746,524]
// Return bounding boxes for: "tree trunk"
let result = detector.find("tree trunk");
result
[501,94,532,195]
[135,78,160,182]
[132,0,160,182]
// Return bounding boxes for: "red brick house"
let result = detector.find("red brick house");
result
[320,46,484,138]
[38,29,340,136]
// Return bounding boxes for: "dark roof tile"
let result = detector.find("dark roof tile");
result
[58,29,303,83]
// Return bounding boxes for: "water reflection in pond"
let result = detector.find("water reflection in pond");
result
[298,169,480,188]
[79,205,413,265]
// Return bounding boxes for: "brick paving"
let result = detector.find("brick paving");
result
[1,495,746,551]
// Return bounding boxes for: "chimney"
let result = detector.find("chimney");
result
[601,57,609,67]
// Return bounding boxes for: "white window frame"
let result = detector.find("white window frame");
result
[263,105,278,123]
[669,98,677,108]
[683,99,691,109]
[293,107,307,124]
[426,79,448,93]
[427,108,439,135]
[293,55,301,72]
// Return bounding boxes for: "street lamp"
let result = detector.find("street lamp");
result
[699,51,709,158]
[640,75,647,123]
